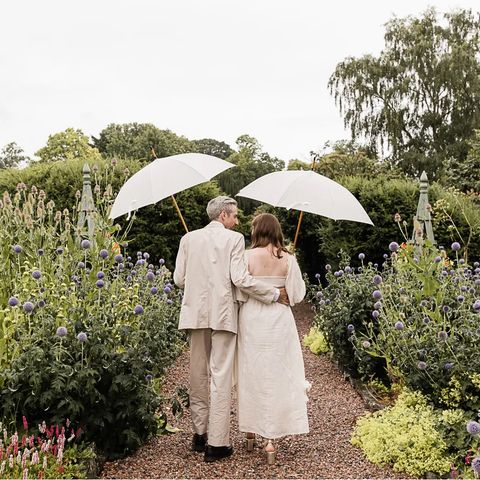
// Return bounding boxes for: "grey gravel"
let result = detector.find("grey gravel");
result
[101,303,406,479]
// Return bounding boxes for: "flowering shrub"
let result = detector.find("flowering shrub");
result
[0,183,184,457]
[303,327,329,355]
[0,418,95,479]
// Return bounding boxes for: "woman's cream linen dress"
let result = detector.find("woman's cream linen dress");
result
[235,253,309,439]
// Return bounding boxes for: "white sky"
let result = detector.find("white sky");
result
[0,0,478,162]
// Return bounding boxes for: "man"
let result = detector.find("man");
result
[173,196,288,462]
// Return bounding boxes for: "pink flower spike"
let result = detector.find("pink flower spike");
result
[22,416,28,431]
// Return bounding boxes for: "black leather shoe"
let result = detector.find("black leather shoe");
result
[204,444,234,462]
[192,433,207,452]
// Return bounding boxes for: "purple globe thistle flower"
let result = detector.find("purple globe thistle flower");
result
[441,270,448,277]
[80,239,91,249]
[37,300,46,308]
[131,270,137,276]
[118,263,125,271]
[358,253,365,260]
[325,299,331,305]
[96,279,105,288]
[347,324,355,332]
[56,247,64,255]
[318,300,325,306]
[136,259,146,266]
[451,242,461,251]
[395,321,404,330]
[417,361,427,370]
[444,362,454,370]
[475,268,480,274]
[97,271,105,279]
[8,296,19,307]
[32,270,42,280]
[143,252,150,259]
[145,374,153,382]
[438,330,448,341]
[388,242,399,252]
[442,305,450,313]
[77,332,87,342]
[419,300,428,307]
[467,421,480,435]
[374,301,382,310]
[163,286,172,294]
[473,300,480,311]
[146,271,155,282]
[159,258,165,265]
[137,251,143,258]
[372,310,380,319]
[316,291,323,299]
[114,254,123,263]
[56,326,68,337]
[334,270,344,277]
[475,279,480,286]
[475,261,480,267]
[461,285,468,292]
[345,266,353,274]
[434,256,441,263]
[472,457,480,474]
[71,274,80,283]
[470,287,476,294]
[459,259,465,265]
[423,317,430,325]
[373,275,382,285]
[37,248,44,256]
[148,264,154,270]
[372,290,382,300]
[362,340,371,349]
[23,301,34,313]
[134,304,144,315]
[12,244,22,254]
[99,249,109,259]
[77,261,85,269]
[374,263,379,268]
[358,267,363,273]
[383,253,388,259]
[457,295,465,303]
[167,299,173,305]
[150,286,158,294]
[315,273,321,280]
[126,275,132,282]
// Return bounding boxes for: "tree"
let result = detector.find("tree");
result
[92,123,191,162]
[328,8,480,179]
[35,128,102,163]
[190,138,234,159]
[0,142,29,168]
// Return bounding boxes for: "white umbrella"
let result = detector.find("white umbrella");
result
[236,170,373,247]
[109,153,235,230]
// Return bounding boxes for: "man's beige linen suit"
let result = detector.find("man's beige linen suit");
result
[174,221,276,446]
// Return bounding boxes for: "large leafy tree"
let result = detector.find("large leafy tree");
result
[328,8,480,179]
[190,138,234,159]
[0,142,30,168]
[35,128,102,163]
[92,123,191,162]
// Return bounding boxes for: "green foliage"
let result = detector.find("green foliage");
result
[92,123,191,162]
[0,142,29,169]
[0,182,184,458]
[329,8,480,179]
[303,327,329,354]
[190,138,234,159]
[351,389,453,476]
[35,128,102,164]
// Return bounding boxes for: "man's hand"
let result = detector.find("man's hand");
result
[277,287,289,305]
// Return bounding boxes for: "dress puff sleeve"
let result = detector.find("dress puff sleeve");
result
[285,254,306,306]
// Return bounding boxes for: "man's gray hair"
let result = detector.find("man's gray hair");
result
[206,196,237,220]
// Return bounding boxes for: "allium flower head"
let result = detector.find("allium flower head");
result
[451,242,461,251]
[334,270,344,277]
[163,286,172,294]
[134,304,144,315]
[166,299,173,305]
[372,290,382,300]
[99,249,109,259]
[32,270,41,280]
[388,242,399,252]
[347,324,354,332]
[434,256,441,263]
[146,271,155,282]
[56,326,68,337]
[473,300,480,311]
[150,287,158,294]
[96,279,104,288]
[325,264,331,271]
[114,254,123,263]
[358,253,365,260]
[467,421,480,435]
[373,275,382,285]
[23,301,34,313]
[395,321,404,330]
[372,310,380,319]
[417,361,427,370]
[13,245,22,254]
[159,258,165,265]
[374,301,382,310]
[8,297,19,307]
[345,266,353,274]
[77,261,85,269]
[457,295,465,303]
[80,239,91,249]
[472,457,480,474]
[97,271,105,279]
[143,252,150,259]
[77,332,87,342]
[315,273,321,279]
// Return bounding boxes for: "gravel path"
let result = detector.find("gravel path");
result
[101,303,401,479]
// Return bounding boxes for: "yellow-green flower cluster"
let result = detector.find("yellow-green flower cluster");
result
[303,327,329,355]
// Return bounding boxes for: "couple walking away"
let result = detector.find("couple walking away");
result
[173,196,309,464]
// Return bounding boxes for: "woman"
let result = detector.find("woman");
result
[235,213,309,464]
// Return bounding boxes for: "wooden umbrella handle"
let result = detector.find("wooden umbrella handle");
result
[171,195,189,233]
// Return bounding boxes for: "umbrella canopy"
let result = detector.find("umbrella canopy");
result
[236,170,373,225]
[109,153,234,220]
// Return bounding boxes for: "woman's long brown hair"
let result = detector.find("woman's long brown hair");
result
[250,213,290,258]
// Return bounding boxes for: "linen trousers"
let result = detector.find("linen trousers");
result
[188,328,236,447]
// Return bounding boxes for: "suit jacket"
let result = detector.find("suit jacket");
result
[173,221,276,333]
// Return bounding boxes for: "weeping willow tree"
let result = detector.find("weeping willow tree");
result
[328,8,480,180]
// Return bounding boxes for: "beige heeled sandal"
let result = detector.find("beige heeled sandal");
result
[265,439,276,465]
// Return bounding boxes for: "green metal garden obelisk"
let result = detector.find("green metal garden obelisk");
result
[411,170,436,247]
[77,163,96,242]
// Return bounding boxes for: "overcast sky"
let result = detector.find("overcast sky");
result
[1,0,478,163]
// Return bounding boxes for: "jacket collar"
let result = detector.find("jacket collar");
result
[206,220,226,229]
